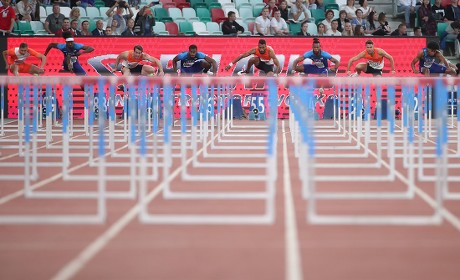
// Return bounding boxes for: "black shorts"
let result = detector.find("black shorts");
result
[256,61,274,74]
[365,64,382,76]
[127,64,144,75]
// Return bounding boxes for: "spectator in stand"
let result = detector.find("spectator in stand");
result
[444,0,460,21]
[72,0,94,8]
[71,19,81,36]
[69,7,80,23]
[222,11,245,35]
[108,18,121,35]
[255,7,271,36]
[390,23,408,36]
[80,20,91,36]
[413,26,423,36]
[321,9,334,32]
[372,12,391,36]
[397,0,417,28]
[297,20,311,36]
[317,22,326,36]
[315,0,325,11]
[419,0,436,36]
[431,0,445,20]
[105,27,113,35]
[357,0,374,18]
[16,0,33,21]
[45,4,66,34]
[263,0,279,18]
[0,0,15,35]
[106,1,134,35]
[278,0,289,21]
[351,9,369,32]
[121,18,136,36]
[341,0,357,19]
[54,0,71,7]
[326,19,342,36]
[367,10,378,32]
[290,0,311,22]
[353,24,364,36]
[56,18,77,37]
[342,20,354,35]
[91,19,106,36]
[271,10,289,35]
[133,7,155,35]
[307,0,317,10]
[337,10,347,32]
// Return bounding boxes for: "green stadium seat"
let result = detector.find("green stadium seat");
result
[179,21,196,35]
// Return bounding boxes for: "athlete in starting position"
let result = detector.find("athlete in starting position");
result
[346,40,395,77]
[291,38,340,76]
[172,44,217,76]
[224,39,281,76]
[2,42,46,76]
[411,41,457,76]
[113,45,164,76]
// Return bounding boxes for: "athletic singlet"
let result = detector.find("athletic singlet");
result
[7,47,40,64]
[421,48,438,68]
[255,46,274,65]
[303,50,333,69]
[364,48,384,69]
[122,50,143,68]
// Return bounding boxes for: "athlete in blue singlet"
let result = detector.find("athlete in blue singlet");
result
[172,44,217,75]
[411,41,457,76]
[291,38,340,76]
[44,37,94,75]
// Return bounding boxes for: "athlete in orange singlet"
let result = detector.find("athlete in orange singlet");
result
[113,45,164,76]
[224,39,281,76]
[2,42,46,76]
[346,40,395,77]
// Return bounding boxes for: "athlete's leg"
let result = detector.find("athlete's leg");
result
[141,65,157,76]
[245,57,260,73]
[355,62,367,75]
[29,64,45,75]
[121,67,132,76]
[200,60,211,73]
[72,61,87,76]
[10,64,19,76]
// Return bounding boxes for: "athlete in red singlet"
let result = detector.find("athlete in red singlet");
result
[346,40,395,77]
[2,42,46,76]
[113,45,164,76]
[224,39,281,76]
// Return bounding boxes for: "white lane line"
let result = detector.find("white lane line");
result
[50,133,215,280]
[348,130,460,232]
[282,121,303,280]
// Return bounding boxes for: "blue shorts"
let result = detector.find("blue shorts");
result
[63,61,86,76]
[303,64,329,75]
[181,61,204,74]
[420,62,447,74]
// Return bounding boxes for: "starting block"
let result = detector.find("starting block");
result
[248,92,266,121]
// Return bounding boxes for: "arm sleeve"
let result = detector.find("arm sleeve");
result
[197,52,207,59]
[176,52,187,60]
[322,51,333,60]
[28,48,41,58]
[303,51,313,59]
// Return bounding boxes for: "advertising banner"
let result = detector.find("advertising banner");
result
[6,37,426,118]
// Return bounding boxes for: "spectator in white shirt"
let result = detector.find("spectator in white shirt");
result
[321,9,334,32]
[255,7,272,36]
[397,0,416,27]
[290,0,311,22]
[271,10,290,35]
[341,0,357,19]
[326,19,342,36]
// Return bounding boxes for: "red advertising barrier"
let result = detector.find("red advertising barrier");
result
[7,37,426,118]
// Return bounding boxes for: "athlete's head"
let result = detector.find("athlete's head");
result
[258,39,267,53]
[18,43,28,55]
[65,37,75,48]
[312,38,321,55]
[365,40,374,53]
[426,41,440,56]
[188,44,198,58]
[133,45,143,59]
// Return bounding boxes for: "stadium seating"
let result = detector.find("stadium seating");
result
[153,21,167,33]
[239,6,255,22]
[196,7,212,22]
[165,21,179,35]
[206,21,223,34]
[86,7,100,18]
[192,21,209,34]
[169,7,186,21]
[16,21,34,35]
[252,3,265,17]
[179,21,196,35]
[155,7,174,22]
[211,8,227,23]
[77,7,87,17]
